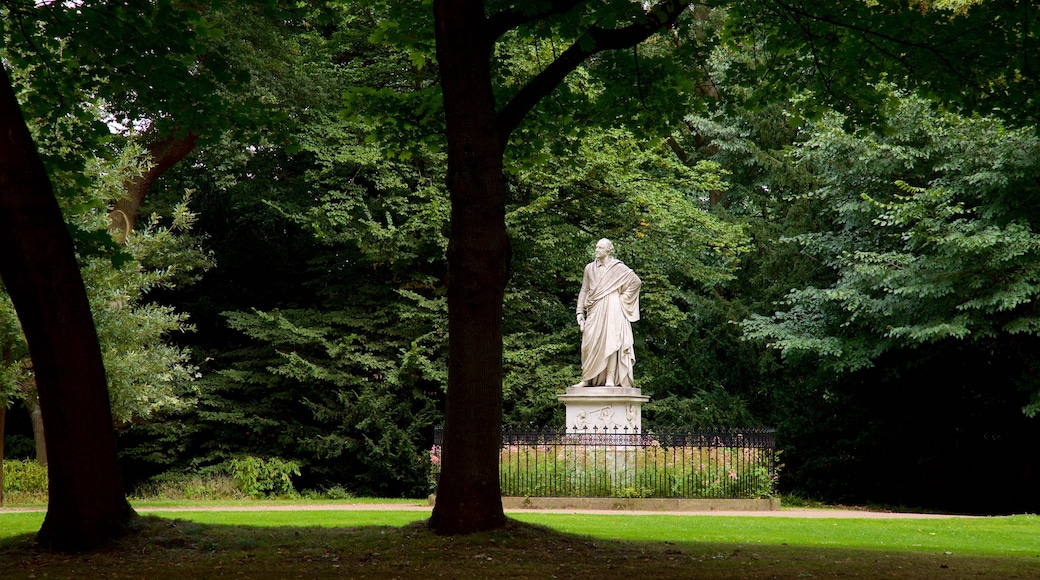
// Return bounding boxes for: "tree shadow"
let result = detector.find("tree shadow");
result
[0,515,1032,579]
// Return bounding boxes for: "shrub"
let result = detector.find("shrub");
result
[131,471,247,501]
[226,456,301,498]
[2,459,48,503]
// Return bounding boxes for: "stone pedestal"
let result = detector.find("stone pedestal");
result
[557,386,650,433]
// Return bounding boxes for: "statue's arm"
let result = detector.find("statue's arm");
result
[576,265,590,329]
[620,269,641,322]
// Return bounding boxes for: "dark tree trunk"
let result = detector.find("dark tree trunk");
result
[428,0,509,534]
[0,65,135,551]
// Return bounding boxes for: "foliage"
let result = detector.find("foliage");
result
[0,0,289,155]
[0,435,32,460]
[0,293,30,409]
[129,3,754,499]
[226,456,301,498]
[1,459,48,503]
[130,472,247,502]
[0,143,210,430]
[0,2,218,429]
[1,459,47,494]
[741,90,1040,414]
[643,392,758,428]
[87,199,211,426]
[119,3,444,498]
[722,0,1040,126]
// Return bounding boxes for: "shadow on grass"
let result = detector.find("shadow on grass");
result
[0,516,1036,579]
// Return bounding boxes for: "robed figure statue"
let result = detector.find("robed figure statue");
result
[574,238,641,387]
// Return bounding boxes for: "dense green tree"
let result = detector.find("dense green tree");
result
[743,90,1040,411]
[6,0,1039,533]
[638,0,1040,508]
[1,145,211,468]
[724,0,1040,125]
[119,4,448,496]
[1,0,292,232]
[734,89,1040,511]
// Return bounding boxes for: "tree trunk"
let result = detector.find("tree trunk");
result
[428,0,509,535]
[26,394,47,467]
[0,64,135,551]
[109,132,198,239]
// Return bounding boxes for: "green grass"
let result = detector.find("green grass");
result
[510,512,1040,557]
[1,506,1038,578]
[0,512,44,538]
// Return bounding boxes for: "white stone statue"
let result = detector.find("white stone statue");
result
[573,238,641,387]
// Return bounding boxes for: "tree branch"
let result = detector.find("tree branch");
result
[496,0,687,142]
[485,0,589,44]
[772,0,994,87]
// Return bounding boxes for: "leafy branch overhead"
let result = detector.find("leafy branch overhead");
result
[491,0,691,141]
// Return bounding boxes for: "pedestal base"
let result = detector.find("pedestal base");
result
[557,386,650,433]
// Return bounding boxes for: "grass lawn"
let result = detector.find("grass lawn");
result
[0,506,1037,578]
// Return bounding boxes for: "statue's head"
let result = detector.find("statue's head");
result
[595,238,615,259]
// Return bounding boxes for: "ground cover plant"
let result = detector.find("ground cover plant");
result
[1,507,1037,578]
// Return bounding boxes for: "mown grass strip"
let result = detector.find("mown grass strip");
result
[509,512,1040,557]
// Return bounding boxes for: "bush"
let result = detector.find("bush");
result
[131,471,247,501]
[300,485,355,500]
[226,456,301,498]
[2,459,48,503]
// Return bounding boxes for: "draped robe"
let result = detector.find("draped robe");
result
[577,258,641,386]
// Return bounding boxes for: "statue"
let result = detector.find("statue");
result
[573,238,641,387]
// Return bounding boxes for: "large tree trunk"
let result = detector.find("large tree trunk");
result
[0,65,135,551]
[428,0,509,535]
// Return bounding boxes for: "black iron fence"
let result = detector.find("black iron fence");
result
[431,426,777,499]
